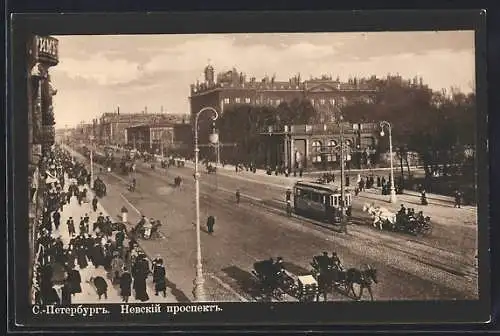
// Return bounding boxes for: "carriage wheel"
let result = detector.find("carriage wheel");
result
[420,224,432,236]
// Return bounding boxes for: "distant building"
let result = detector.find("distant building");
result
[125,122,192,156]
[97,111,186,146]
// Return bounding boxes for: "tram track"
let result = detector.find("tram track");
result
[129,164,477,297]
[67,148,477,299]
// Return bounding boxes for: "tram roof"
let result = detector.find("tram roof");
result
[294,180,342,193]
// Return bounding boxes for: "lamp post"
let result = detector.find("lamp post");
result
[380,121,397,203]
[193,106,219,301]
[330,104,348,231]
[89,135,94,186]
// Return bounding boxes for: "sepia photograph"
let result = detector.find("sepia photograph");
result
[25,30,481,309]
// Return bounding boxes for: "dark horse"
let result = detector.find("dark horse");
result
[317,265,378,301]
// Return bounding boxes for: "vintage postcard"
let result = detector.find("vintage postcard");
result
[8,10,489,330]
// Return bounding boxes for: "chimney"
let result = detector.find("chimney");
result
[117,105,120,115]
[161,105,164,113]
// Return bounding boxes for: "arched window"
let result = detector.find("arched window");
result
[327,140,337,162]
[312,140,322,163]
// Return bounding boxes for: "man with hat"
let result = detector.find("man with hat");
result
[153,258,167,297]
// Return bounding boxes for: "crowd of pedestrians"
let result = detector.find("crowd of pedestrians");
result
[32,145,169,305]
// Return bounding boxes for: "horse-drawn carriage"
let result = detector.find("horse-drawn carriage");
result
[362,203,432,236]
[310,253,378,301]
[93,178,107,198]
[206,164,217,174]
[251,258,319,302]
[118,159,134,176]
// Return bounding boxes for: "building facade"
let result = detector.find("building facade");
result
[125,122,193,156]
[189,65,378,123]
[27,35,59,301]
[260,122,380,170]
[97,112,186,146]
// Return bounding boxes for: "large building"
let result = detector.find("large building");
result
[97,111,187,146]
[189,64,382,169]
[189,64,378,121]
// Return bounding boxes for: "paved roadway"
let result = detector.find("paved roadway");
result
[68,145,478,302]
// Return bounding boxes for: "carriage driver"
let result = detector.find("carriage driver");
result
[330,252,344,271]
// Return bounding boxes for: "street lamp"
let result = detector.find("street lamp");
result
[193,106,219,301]
[380,121,397,203]
[330,104,348,231]
[89,135,94,186]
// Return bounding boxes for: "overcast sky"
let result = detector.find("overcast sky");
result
[51,31,475,128]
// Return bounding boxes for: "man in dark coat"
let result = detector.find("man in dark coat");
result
[115,229,125,248]
[61,280,72,305]
[53,211,61,231]
[91,276,108,300]
[120,267,133,302]
[67,217,75,236]
[153,258,167,297]
[92,196,98,212]
[206,215,215,234]
[66,267,82,295]
[79,218,87,235]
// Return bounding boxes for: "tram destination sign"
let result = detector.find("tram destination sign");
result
[35,36,59,65]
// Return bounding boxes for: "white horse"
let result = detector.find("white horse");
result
[362,203,396,231]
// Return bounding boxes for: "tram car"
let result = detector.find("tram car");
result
[293,181,352,224]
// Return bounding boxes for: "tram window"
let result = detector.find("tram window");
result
[311,192,321,203]
[330,195,334,206]
[333,196,338,206]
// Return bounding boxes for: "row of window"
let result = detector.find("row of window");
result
[311,139,353,151]
[222,97,285,105]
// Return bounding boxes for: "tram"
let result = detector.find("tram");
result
[293,181,352,224]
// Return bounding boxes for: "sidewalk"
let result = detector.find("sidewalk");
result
[63,144,243,302]
[52,173,177,303]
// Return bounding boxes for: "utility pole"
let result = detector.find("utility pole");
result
[339,117,346,233]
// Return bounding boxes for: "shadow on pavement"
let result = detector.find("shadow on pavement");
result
[165,277,191,302]
[221,266,256,297]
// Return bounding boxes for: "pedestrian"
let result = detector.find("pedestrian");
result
[120,267,132,302]
[90,276,108,300]
[53,211,61,231]
[60,279,72,305]
[79,217,86,235]
[153,258,167,297]
[206,215,215,234]
[285,188,292,203]
[421,190,428,205]
[235,189,241,204]
[67,267,82,295]
[454,189,462,208]
[132,254,150,302]
[77,191,82,206]
[92,196,98,212]
[110,252,124,285]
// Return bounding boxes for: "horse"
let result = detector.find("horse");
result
[318,264,378,301]
[362,203,396,231]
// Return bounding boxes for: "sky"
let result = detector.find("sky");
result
[50,31,475,128]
